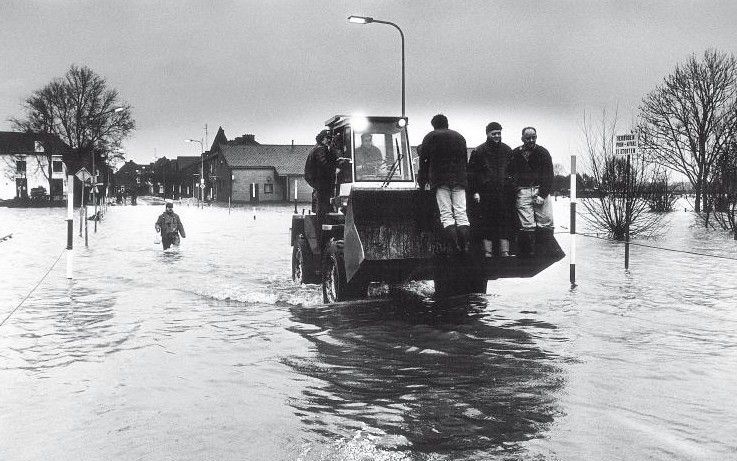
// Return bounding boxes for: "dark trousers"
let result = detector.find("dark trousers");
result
[162,233,180,250]
[313,189,332,249]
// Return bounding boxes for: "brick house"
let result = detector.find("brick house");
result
[201,127,312,203]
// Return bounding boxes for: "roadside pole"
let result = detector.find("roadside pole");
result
[293,179,298,213]
[66,174,74,278]
[93,155,97,233]
[624,152,631,270]
[79,183,84,237]
[615,132,637,270]
[84,190,88,248]
[570,154,577,287]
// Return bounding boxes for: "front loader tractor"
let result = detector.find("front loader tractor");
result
[290,115,564,303]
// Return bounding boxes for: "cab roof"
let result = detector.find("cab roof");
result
[324,115,408,128]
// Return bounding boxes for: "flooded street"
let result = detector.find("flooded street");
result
[1,201,736,460]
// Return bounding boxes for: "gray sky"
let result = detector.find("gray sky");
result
[2,0,737,168]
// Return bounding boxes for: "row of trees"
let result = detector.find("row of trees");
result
[10,65,135,205]
[583,49,737,239]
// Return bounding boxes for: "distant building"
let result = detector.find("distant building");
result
[200,127,312,203]
[0,131,70,202]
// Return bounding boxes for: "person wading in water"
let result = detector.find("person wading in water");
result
[155,202,186,250]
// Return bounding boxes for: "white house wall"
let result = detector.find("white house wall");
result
[0,154,67,200]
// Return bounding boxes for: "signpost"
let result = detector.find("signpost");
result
[615,133,639,270]
[75,168,92,247]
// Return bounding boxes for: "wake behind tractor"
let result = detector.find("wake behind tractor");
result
[290,115,565,303]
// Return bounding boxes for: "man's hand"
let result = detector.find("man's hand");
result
[473,193,481,204]
[155,224,161,233]
[533,195,545,206]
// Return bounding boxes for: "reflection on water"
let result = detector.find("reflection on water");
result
[286,294,566,458]
[1,203,737,460]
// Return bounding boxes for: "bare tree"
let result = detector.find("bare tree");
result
[10,65,135,200]
[645,171,679,212]
[639,49,737,213]
[705,138,737,238]
[580,109,668,240]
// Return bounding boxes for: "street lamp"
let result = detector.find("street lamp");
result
[348,15,405,117]
[91,106,125,232]
[185,138,204,207]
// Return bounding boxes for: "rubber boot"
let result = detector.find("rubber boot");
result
[442,224,460,256]
[483,239,493,258]
[457,225,472,256]
[499,238,510,257]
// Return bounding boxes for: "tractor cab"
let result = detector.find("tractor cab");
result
[326,115,415,199]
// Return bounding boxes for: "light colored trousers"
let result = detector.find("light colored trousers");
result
[436,186,469,228]
[516,186,554,230]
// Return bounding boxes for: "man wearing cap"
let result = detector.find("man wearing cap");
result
[507,127,554,256]
[155,202,186,250]
[468,122,514,257]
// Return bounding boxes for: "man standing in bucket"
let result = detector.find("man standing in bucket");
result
[468,122,514,257]
[507,127,554,256]
[155,202,186,250]
[417,114,471,255]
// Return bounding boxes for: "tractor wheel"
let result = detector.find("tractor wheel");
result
[293,235,319,284]
[322,240,368,303]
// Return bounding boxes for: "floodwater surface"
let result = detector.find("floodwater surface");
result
[1,201,736,460]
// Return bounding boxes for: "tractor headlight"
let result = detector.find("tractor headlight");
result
[351,115,369,133]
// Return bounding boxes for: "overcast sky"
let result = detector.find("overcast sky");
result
[2,0,737,168]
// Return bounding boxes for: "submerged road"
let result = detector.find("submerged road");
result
[1,202,736,460]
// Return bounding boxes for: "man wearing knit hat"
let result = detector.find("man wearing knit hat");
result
[468,122,514,257]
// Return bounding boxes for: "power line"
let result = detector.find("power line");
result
[0,250,64,328]
[576,232,737,261]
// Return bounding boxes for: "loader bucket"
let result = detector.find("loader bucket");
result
[341,187,566,288]
[343,187,442,283]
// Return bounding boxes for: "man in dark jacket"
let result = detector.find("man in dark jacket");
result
[468,122,513,257]
[507,127,554,256]
[418,114,471,254]
[305,129,349,245]
[155,202,186,250]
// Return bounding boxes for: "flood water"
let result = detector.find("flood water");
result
[1,200,736,460]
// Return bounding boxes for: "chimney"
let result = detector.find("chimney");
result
[243,134,255,143]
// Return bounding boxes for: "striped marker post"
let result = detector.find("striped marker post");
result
[570,154,577,287]
[66,174,74,279]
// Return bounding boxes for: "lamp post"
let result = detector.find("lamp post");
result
[91,106,124,233]
[185,138,204,208]
[348,15,405,117]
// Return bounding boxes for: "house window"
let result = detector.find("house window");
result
[16,160,26,174]
[263,183,274,194]
[52,160,63,173]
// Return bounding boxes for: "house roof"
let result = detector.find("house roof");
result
[0,131,69,155]
[175,156,200,170]
[0,132,34,154]
[220,144,313,175]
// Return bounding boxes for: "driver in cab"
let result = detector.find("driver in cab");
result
[354,133,384,177]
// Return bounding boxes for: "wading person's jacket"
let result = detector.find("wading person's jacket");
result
[156,212,186,237]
